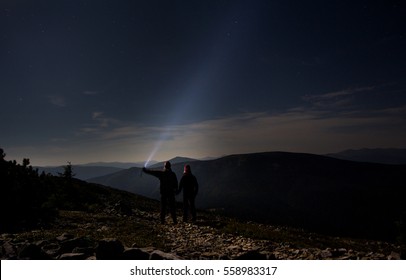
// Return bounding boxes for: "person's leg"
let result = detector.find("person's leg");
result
[160,196,167,224]
[183,196,190,222]
[190,197,196,222]
[169,195,177,224]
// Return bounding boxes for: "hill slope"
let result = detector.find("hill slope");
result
[326,148,406,164]
[36,165,124,180]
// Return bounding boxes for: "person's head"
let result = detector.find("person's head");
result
[184,164,191,174]
[164,161,171,170]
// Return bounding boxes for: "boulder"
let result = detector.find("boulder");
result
[150,250,180,260]
[388,251,401,260]
[122,248,150,260]
[113,200,133,216]
[58,253,87,260]
[41,242,61,258]
[96,238,124,260]
[56,233,75,242]
[59,237,93,254]
[18,243,50,260]
[2,241,17,259]
[235,250,267,260]
[72,246,95,257]
[320,249,333,258]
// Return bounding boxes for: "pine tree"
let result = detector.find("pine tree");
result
[59,161,75,179]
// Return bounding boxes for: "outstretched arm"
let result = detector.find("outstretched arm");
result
[142,168,162,179]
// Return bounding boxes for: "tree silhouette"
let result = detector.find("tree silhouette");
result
[59,161,75,179]
[0,148,5,161]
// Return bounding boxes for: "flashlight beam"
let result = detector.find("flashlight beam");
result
[144,139,163,167]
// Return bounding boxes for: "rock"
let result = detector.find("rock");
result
[137,246,155,253]
[150,250,181,260]
[338,255,358,260]
[18,243,50,260]
[320,249,333,259]
[59,237,92,254]
[72,246,95,257]
[267,253,278,260]
[96,238,124,260]
[58,253,87,260]
[2,241,17,259]
[235,250,267,260]
[56,233,74,242]
[401,247,406,260]
[200,252,220,259]
[337,248,347,255]
[113,200,133,216]
[97,226,109,232]
[42,243,61,257]
[218,254,230,260]
[35,240,49,248]
[388,251,401,260]
[122,248,150,260]
[227,245,240,250]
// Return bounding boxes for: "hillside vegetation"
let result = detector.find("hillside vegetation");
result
[0,148,158,232]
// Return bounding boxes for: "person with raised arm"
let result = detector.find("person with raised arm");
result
[143,161,178,224]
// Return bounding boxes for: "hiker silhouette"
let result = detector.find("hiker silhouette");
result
[177,164,198,222]
[142,161,178,224]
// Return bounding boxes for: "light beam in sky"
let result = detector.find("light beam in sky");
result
[142,15,242,165]
[144,140,163,167]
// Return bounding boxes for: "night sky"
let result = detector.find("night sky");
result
[1,0,405,166]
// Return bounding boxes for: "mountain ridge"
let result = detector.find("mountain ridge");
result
[148,156,199,168]
[36,165,124,180]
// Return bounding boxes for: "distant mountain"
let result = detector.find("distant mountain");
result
[148,156,198,168]
[89,151,406,241]
[37,165,124,180]
[198,156,221,161]
[79,161,156,169]
[326,148,406,164]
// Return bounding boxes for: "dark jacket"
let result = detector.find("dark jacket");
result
[178,173,198,197]
[143,168,178,196]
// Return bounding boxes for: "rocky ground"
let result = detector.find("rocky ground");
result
[1,204,404,260]
[157,214,403,260]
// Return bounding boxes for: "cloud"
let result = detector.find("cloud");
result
[304,86,375,101]
[302,86,376,109]
[89,111,121,129]
[48,95,67,107]
[92,112,104,119]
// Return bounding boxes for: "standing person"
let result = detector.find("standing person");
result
[143,161,178,224]
[178,164,199,223]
